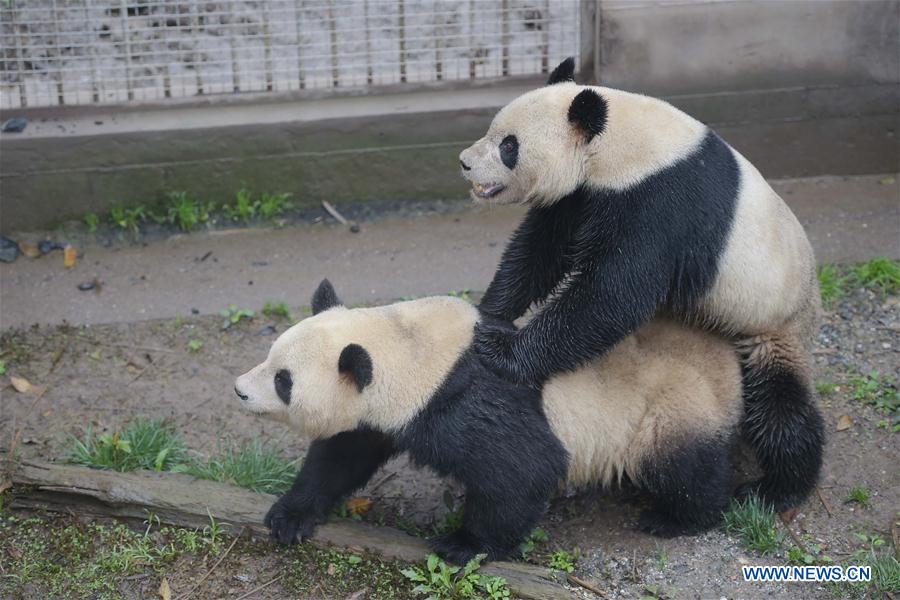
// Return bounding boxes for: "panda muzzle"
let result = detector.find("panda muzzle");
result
[473,182,506,199]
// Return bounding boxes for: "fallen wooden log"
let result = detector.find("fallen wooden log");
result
[9,459,572,600]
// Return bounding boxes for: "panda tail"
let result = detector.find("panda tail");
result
[736,336,825,513]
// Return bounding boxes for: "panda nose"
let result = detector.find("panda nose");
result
[234,386,248,401]
[459,159,471,171]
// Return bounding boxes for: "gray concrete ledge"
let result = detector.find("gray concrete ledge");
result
[1,82,898,232]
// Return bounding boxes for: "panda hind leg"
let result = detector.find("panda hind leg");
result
[635,436,734,537]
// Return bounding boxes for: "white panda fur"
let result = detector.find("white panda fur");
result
[459,58,823,513]
[236,283,742,563]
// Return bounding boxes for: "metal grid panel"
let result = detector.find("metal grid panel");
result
[0,1,580,109]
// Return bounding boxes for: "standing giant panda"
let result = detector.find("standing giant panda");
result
[234,280,743,564]
[459,58,823,512]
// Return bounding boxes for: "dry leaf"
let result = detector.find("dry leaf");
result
[10,376,33,393]
[18,241,40,258]
[835,414,853,431]
[346,497,373,516]
[158,577,171,600]
[63,245,77,268]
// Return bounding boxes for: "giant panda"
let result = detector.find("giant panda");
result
[234,279,743,564]
[459,57,824,512]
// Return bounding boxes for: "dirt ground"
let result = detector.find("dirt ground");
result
[1,276,897,598]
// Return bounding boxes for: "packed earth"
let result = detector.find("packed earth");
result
[0,205,898,599]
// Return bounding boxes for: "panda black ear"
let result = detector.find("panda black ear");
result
[311,278,342,315]
[547,57,576,85]
[568,89,608,141]
[338,344,373,393]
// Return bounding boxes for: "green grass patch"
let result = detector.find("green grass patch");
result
[220,304,256,330]
[846,370,899,415]
[99,187,294,235]
[518,527,548,560]
[830,533,900,597]
[70,418,187,472]
[109,205,146,235]
[817,264,849,306]
[0,513,223,599]
[401,553,511,599]
[817,258,900,306]
[165,191,215,232]
[183,440,298,495]
[284,546,419,599]
[547,548,578,573]
[222,188,257,222]
[83,212,99,233]
[262,300,293,320]
[68,419,298,495]
[723,497,782,554]
[852,257,900,295]
[258,191,293,219]
[845,484,871,508]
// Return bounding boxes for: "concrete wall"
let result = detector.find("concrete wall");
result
[596,0,899,95]
[1,0,898,233]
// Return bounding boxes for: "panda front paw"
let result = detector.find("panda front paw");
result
[264,496,319,546]
[431,530,491,565]
[473,324,537,386]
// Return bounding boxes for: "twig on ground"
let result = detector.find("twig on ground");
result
[566,574,609,598]
[322,201,359,232]
[176,534,240,600]
[816,486,834,517]
[322,200,349,225]
[49,346,68,373]
[779,513,810,555]
[368,471,396,494]
[234,575,284,600]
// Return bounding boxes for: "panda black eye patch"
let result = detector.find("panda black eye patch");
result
[499,135,519,169]
[274,369,292,405]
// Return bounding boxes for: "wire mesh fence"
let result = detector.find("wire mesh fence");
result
[0,0,580,109]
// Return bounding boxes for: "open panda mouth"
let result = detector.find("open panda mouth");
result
[472,182,506,199]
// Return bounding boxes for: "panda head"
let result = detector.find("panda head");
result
[234,279,479,439]
[233,279,374,438]
[458,57,608,205]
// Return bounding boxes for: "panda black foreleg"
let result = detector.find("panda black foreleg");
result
[479,204,577,322]
[478,252,664,384]
[431,485,550,565]
[635,436,734,537]
[265,427,394,546]
[736,354,824,512]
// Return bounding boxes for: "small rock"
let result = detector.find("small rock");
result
[77,280,95,291]
[251,260,269,267]
[1,117,27,133]
[0,236,19,262]
[191,308,200,314]
[350,223,361,233]
[259,325,277,336]
[37,240,64,254]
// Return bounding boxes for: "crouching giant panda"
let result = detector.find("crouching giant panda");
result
[234,280,743,564]
[460,58,824,512]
